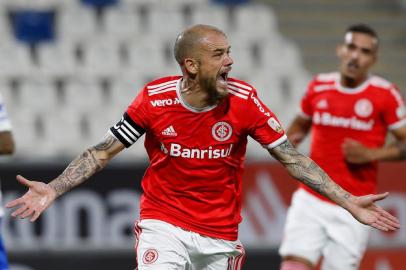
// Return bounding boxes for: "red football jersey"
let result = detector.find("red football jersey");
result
[299,72,406,201]
[109,76,286,240]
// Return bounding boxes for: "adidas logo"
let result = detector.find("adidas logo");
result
[162,125,177,136]
[316,99,328,109]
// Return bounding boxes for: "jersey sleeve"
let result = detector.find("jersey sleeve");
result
[299,78,316,119]
[246,89,287,149]
[108,89,148,148]
[383,85,406,130]
[0,93,12,132]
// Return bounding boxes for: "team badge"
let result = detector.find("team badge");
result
[143,249,158,264]
[267,117,283,133]
[212,122,233,142]
[354,99,373,117]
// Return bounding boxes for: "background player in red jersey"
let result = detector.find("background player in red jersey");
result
[6,25,400,270]
[279,24,406,270]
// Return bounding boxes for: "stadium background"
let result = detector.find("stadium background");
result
[0,0,405,269]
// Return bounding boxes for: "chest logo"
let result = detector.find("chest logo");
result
[316,99,328,109]
[354,99,373,118]
[161,125,177,137]
[212,122,233,141]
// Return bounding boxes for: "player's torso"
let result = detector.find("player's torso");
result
[303,74,392,196]
[310,77,388,151]
[143,78,250,172]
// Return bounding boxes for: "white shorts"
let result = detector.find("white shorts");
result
[134,219,245,270]
[279,189,371,270]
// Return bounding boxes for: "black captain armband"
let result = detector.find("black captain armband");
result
[109,112,145,147]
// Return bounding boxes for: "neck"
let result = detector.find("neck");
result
[340,74,368,88]
[180,78,218,108]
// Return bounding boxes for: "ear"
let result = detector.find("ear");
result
[184,58,199,75]
[336,44,343,58]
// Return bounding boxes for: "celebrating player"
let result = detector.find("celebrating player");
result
[7,25,400,270]
[279,24,406,270]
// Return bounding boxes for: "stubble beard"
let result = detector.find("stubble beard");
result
[203,76,228,105]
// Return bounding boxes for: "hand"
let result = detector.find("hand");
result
[6,175,57,222]
[288,133,306,148]
[347,192,400,231]
[342,138,375,164]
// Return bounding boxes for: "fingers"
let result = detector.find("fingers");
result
[372,216,399,231]
[16,175,33,188]
[371,220,389,232]
[21,209,35,219]
[375,207,401,229]
[10,204,29,217]
[5,197,25,209]
[9,203,43,222]
[30,210,42,222]
[342,138,358,145]
[371,192,389,202]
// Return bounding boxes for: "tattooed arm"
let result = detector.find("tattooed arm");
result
[269,140,400,231]
[269,140,352,207]
[6,133,125,221]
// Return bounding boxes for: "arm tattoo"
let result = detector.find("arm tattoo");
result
[49,135,119,197]
[396,141,406,160]
[269,141,351,206]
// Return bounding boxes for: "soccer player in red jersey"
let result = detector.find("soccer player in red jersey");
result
[279,24,406,270]
[7,25,400,270]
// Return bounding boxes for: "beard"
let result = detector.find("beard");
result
[201,75,228,105]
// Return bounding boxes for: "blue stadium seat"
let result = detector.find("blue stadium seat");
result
[210,0,249,5]
[81,0,119,8]
[12,9,55,45]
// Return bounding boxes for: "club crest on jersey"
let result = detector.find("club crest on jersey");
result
[354,99,373,118]
[212,121,233,141]
[143,249,158,264]
[267,117,283,133]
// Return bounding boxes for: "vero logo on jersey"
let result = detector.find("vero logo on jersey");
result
[162,125,177,136]
[150,98,180,107]
[250,93,271,117]
[168,143,233,159]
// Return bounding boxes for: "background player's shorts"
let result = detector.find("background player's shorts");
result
[279,189,370,270]
[134,219,245,270]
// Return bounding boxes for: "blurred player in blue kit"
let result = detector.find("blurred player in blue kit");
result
[0,91,15,270]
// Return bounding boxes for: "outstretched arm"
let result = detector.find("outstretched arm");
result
[269,140,400,231]
[6,133,125,221]
[286,115,312,147]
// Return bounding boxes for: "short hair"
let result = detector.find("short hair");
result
[346,24,379,43]
[174,24,225,65]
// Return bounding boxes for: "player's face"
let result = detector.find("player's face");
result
[197,32,233,100]
[337,32,378,82]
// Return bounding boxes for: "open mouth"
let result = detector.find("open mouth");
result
[218,71,228,82]
[347,61,359,70]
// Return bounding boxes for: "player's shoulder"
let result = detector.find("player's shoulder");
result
[227,77,256,101]
[143,75,181,98]
[311,72,338,92]
[368,75,395,91]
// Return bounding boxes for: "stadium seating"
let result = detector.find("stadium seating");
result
[0,0,310,162]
